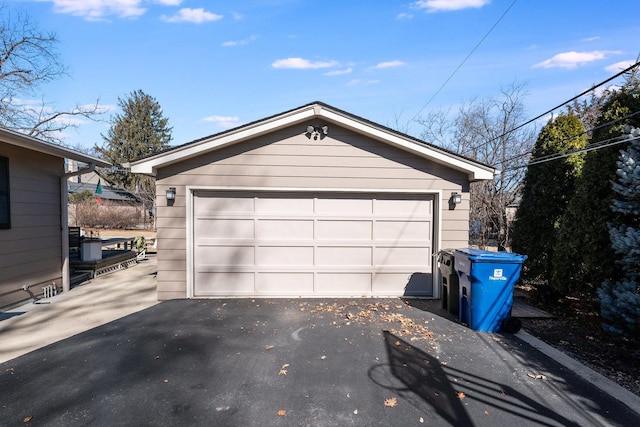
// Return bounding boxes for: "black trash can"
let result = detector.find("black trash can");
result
[438,249,459,315]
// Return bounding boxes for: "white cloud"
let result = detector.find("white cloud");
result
[347,79,380,87]
[370,60,406,70]
[397,12,413,19]
[324,67,352,76]
[44,0,147,21]
[202,115,240,128]
[534,50,622,69]
[272,58,338,69]
[222,35,258,47]
[581,36,600,42]
[414,0,490,12]
[605,60,635,74]
[161,8,223,23]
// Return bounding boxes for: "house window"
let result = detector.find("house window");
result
[0,156,10,229]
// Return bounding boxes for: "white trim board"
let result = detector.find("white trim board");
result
[131,102,495,181]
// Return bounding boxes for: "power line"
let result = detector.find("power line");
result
[461,60,640,156]
[410,0,519,122]
[503,134,638,172]
[496,109,640,167]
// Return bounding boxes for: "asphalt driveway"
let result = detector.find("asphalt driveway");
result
[1,297,639,426]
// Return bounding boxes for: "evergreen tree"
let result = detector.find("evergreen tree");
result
[552,72,640,297]
[95,90,172,220]
[598,126,640,339]
[511,113,587,281]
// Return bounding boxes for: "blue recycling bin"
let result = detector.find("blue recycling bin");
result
[454,248,527,332]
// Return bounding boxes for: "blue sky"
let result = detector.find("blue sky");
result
[8,0,640,151]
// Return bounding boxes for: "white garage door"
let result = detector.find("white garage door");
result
[192,192,434,297]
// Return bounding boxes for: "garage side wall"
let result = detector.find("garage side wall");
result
[154,124,470,300]
[0,143,63,308]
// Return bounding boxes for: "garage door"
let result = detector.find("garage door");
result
[192,192,434,297]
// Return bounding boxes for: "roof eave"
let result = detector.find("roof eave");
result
[1,127,110,167]
[130,102,496,180]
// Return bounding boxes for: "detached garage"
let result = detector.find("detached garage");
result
[130,102,495,300]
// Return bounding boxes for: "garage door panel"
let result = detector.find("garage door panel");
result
[316,273,372,294]
[196,219,254,238]
[375,220,431,241]
[256,246,314,266]
[256,273,314,294]
[256,197,314,214]
[372,272,432,295]
[317,246,372,266]
[256,219,314,239]
[374,246,431,266]
[315,197,372,215]
[316,220,372,240]
[375,198,432,216]
[195,195,254,215]
[197,245,255,265]
[196,272,255,294]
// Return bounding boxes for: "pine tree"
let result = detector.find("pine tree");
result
[552,72,640,297]
[94,90,172,222]
[511,113,587,282]
[598,126,640,339]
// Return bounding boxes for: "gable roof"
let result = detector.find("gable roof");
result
[0,126,110,167]
[130,101,496,181]
[68,181,140,203]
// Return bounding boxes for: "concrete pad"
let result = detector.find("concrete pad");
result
[0,256,159,364]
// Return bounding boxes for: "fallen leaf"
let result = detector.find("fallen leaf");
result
[456,391,466,400]
[419,417,424,423]
[266,345,274,350]
[23,416,33,423]
[6,368,14,373]
[279,369,287,375]
[320,355,327,360]
[527,373,547,380]
[163,379,169,383]
[384,397,398,407]
[484,410,490,415]
[395,341,401,347]
[353,409,358,414]
[277,410,286,416]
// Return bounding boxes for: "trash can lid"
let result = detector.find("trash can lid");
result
[454,248,527,263]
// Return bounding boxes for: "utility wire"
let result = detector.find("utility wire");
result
[461,60,640,156]
[496,109,640,166]
[503,134,638,172]
[410,0,519,122]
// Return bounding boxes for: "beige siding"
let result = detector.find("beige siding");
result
[155,123,469,299]
[0,143,63,308]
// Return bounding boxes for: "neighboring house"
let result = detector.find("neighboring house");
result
[0,127,109,309]
[67,170,140,206]
[130,102,495,300]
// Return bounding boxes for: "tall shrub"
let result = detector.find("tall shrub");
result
[511,113,586,281]
[552,73,640,297]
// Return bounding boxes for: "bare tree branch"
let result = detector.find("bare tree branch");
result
[0,4,103,144]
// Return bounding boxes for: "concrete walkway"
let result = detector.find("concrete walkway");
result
[0,255,159,364]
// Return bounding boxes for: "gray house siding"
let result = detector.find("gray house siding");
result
[0,143,63,308]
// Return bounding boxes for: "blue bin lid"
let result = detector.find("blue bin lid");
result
[454,248,527,263]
